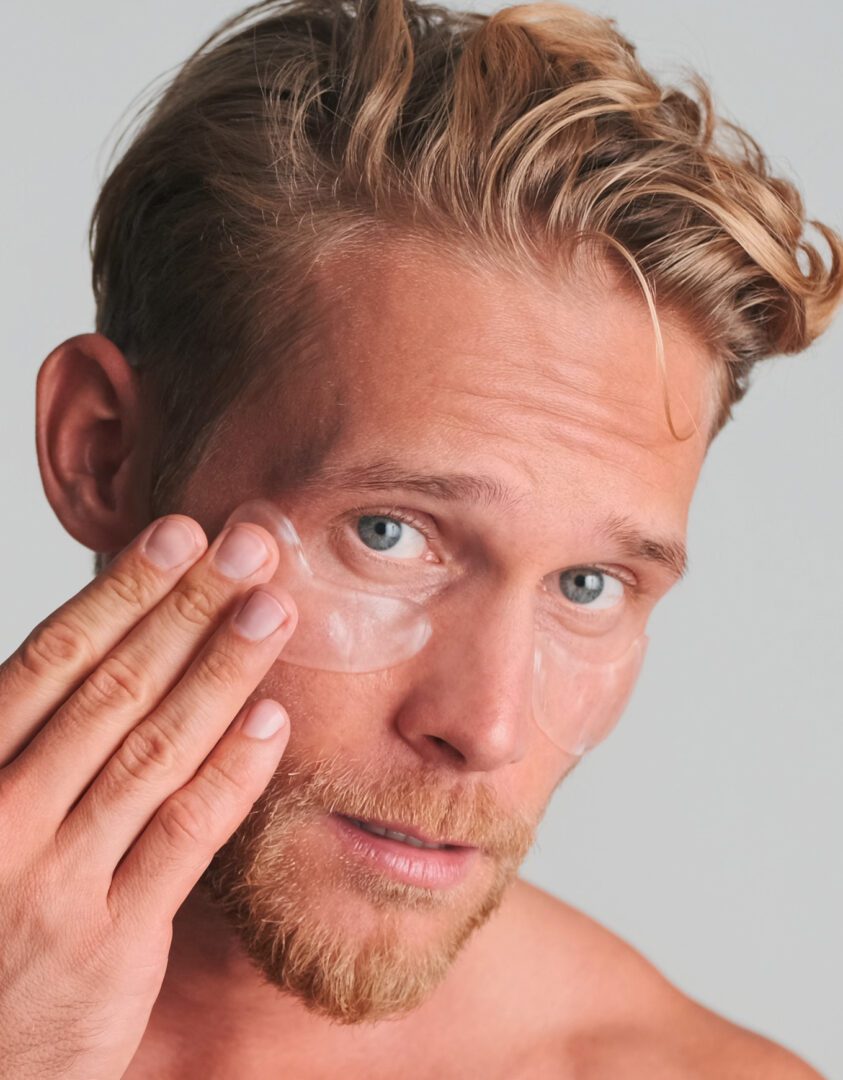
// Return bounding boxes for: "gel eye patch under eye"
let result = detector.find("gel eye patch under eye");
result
[225,499,433,673]
[223,498,648,758]
[531,632,649,757]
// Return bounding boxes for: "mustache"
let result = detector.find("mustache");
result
[257,746,538,863]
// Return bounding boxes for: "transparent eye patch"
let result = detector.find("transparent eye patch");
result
[226,499,649,758]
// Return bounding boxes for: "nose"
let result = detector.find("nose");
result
[393,585,535,771]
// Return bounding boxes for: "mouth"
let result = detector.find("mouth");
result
[339,814,473,850]
[331,813,480,889]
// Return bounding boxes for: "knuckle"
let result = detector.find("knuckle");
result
[198,755,243,804]
[112,719,179,785]
[18,618,95,678]
[199,646,242,690]
[81,653,149,711]
[172,583,217,628]
[101,565,149,613]
[157,792,209,848]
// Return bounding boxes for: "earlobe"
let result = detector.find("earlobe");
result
[35,332,147,554]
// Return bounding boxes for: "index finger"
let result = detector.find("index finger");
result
[0,516,206,765]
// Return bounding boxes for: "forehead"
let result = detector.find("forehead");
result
[305,239,714,490]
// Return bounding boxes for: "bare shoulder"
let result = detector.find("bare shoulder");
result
[505,879,826,1079]
[560,994,828,1079]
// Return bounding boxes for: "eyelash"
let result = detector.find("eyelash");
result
[342,503,641,596]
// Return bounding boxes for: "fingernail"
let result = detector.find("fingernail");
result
[233,590,288,641]
[241,699,288,739]
[214,526,269,580]
[143,518,199,569]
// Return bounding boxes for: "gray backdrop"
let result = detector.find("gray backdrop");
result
[2,2,840,1076]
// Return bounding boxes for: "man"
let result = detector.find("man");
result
[1,0,839,1076]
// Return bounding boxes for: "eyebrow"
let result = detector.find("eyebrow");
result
[299,458,689,582]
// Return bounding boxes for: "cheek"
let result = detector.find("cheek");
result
[256,662,402,744]
[528,747,577,810]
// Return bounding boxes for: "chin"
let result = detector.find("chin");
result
[197,742,537,1023]
[199,807,523,1025]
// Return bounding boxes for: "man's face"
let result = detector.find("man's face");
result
[179,239,713,1024]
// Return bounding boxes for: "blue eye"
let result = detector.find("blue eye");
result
[352,511,632,607]
[557,568,624,610]
[356,515,427,560]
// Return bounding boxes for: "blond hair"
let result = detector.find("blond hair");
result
[90,0,842,571]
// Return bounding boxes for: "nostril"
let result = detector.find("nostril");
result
[428,734,466,763]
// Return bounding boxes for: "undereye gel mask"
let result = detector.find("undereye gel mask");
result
[225,499,649,758]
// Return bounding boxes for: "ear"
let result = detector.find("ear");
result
[35,332,152,555]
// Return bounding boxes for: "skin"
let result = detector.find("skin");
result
[26,238,824,1078]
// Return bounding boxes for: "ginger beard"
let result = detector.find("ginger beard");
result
[199,734,541,1025]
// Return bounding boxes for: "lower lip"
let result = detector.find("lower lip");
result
[330,813,480,889]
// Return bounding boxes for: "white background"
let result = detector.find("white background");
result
[2,2,840,1075]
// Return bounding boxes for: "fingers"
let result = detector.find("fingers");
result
[0,515,207,766]
[108,697,290,924]
[58,580,296,868]
[8,520,295,827]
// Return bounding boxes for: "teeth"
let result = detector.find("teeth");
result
[351,818,446,850]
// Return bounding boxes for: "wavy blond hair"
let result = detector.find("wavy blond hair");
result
[90,0,842,570]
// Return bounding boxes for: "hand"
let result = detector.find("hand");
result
[0,513,298,1079]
